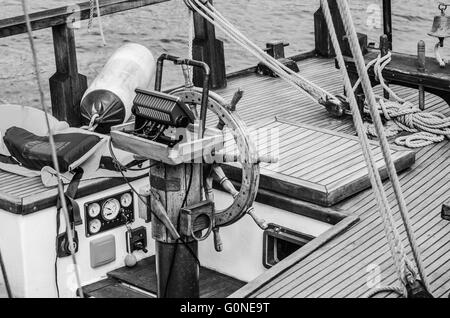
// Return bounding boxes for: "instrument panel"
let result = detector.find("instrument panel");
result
[84,191,134,237]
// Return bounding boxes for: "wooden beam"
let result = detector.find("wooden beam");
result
[192,0,227,89]
[49,24,87,126]
[0,0,170,38]
[383,0,392,49]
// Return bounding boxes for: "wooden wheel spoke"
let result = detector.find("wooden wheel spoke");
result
[170,87,264,230]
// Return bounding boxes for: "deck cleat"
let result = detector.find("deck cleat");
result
[406,279,434,298]
[322,94,349,117]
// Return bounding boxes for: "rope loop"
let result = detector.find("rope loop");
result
[357,53,450,148]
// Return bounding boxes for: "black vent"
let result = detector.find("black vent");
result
[132,89,195,128]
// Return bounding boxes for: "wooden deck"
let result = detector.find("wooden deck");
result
[0,54,448,298]
[82,256,245,298]
[219,55,450,298]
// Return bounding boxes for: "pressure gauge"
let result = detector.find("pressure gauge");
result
[87,203,101,218]
[89,219,101,234]
[102,198,121,221]
[120,193,133,207]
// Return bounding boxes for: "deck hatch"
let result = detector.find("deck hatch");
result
[222,118,416,207]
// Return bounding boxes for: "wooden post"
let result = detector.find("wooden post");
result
[417,40,426,110]
[314,0,367,57]
[314,1,345,57]
[383,0,392,50]
[192,0,227,89]
[49,23,87,127]
[151,162,202,298]
[380,34,390,100]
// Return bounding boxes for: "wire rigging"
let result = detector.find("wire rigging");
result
[20,0,85,298]
[0,248,12,298]
[321,0,431,297]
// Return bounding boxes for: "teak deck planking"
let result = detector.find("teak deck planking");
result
[223,57,449,298]
[0,49,447,297]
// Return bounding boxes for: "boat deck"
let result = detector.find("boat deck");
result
[82,256,245,298]
[218,54,450,298]
[0,53,448,298]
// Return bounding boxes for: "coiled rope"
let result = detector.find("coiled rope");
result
[321,0,431,297]
[21,0,84,298]
[354,52,450,148]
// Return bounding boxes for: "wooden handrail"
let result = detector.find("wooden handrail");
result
[0,0,170,38]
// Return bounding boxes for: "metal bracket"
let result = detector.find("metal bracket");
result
[150,175,181,192]
[180,200,214,238]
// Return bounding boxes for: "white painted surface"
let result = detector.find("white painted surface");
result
[0,182,331,297]
[198,190,331,283]
[0,178,154,298]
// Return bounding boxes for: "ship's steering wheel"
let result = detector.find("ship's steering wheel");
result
[170,86,271,249]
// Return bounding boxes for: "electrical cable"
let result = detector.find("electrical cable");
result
[163,165,195,298]
[54,208,61,298]
[108,138,152,172]
[20,0,84,298]
[109,139,201,273]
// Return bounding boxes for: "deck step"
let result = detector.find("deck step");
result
[82,256,245,298]
[82,278,153,298]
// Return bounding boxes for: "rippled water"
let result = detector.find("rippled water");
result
[0,0,446,107]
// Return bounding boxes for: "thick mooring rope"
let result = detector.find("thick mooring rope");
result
[355,52,450,148]
[324,0,431,296]
[183,0,343,109]
[21,0,84,298]
[321,0,413,297]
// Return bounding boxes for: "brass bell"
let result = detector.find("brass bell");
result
[428,3,450,42]
[429,3,450,67]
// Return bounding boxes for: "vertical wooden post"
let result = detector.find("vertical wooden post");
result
[380,34,390,100]
[151,162,202,298]
[192,0,227,89]
[417,40,426,110]
[314,0,345,57]
[49,24,87,127]
[314,0,367,57]
[382,0,392,50]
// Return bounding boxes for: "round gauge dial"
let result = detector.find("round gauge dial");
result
[89,219,101,234]
[120,193,133,208]
[102,198,121,221]
[87,203,101,218]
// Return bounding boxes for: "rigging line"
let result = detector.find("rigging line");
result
[336,0,430,292]
[95,0,107,46]
[184,0,337,107]
[88,0,106,45]
[20,0,84,298]
[108,139,200,266]
[0,248,12,298]
[320,0,410,297]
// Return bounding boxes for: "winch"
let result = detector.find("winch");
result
[110,54,276,298]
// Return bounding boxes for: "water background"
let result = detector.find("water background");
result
[0,0,446,107]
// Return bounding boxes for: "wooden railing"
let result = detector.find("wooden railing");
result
[0,0,226,126]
